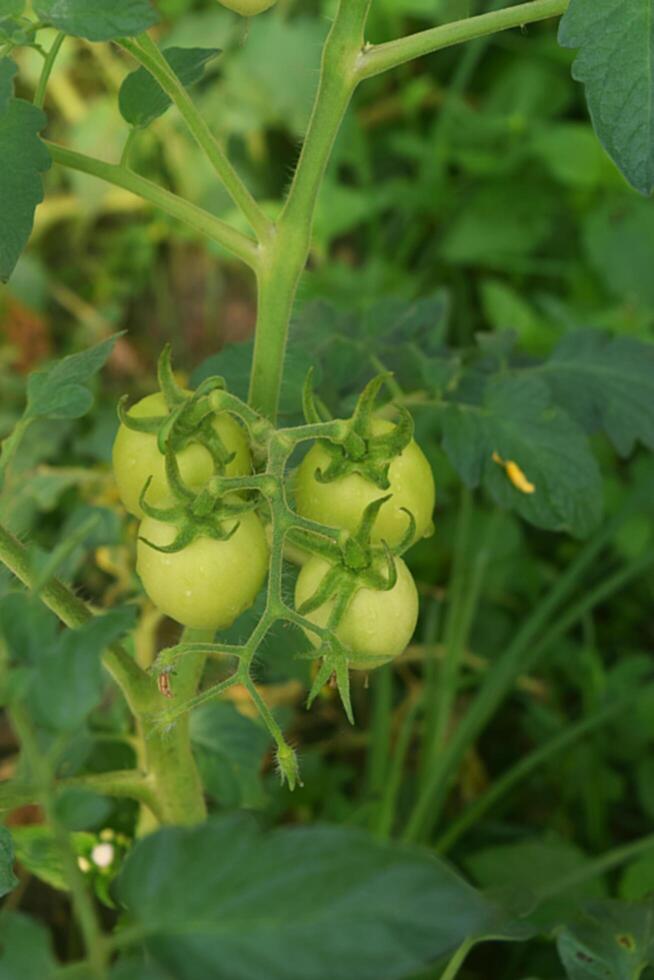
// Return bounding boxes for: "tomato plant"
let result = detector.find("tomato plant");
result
[1,1,654,978]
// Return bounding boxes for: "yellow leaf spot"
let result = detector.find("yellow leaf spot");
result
[506,460,535,494]
[492,452,535,494]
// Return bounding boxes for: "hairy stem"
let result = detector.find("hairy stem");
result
[248,0,372,419]
[121,35,271,242]
[34,31,66,109]
[46,142,259,268]
[356,0,570,81]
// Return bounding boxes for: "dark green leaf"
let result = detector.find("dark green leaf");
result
[119,47,219,129]
[441,376,603,537]
[0,87,50,282]
[557,899,654,980]
[26,336,119,421]
[190,702,270,809]
[54,787,113,831]
[537,330,654,456]
[0,913,56,979]
[33,0,158,41]
[0,826,17,897]
[558,0,654,195]
[29,606,137,731]
[117,815,495,980]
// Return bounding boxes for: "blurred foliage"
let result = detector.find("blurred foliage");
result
[1,2,654,979]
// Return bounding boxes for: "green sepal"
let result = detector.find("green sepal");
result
[117,395,164,434]
[139,476,186,521]
[139,524,196,555]
[360,544,398,593]
[297,563,345,616]
[157,344,186,410]
[308,373,412,490]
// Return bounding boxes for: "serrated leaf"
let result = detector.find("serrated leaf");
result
[0,57,16,110]
[117,815,496,980]
[33,0,158,41]
[119,47,219,129]
[0,92,50,282]
[537,330,654,456]
[25,335,118,421]
[557,899,654,980]
[441,376,603,537]
[0,826,18,898]
[558,0,654,195]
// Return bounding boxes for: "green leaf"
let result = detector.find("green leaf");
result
[29,606,136,732]
[558,0,654,195]
[119,47,219,129]
[0,77,51,282]
[466,838,606,932]
[26,336,119,421]
[537,331,654,456]
[0,597,136,731]
[0,912,56,979]
[441,376,603,537]
[11,826,95,892]
[557,899,654,980]
[0,826,17,897]
[54,787,113,831]
[190,702,270,809]
[0,56,16,110]
[0,1,25,17]
[583,197,654,310]
[117,815,496,980]
[33,0,158,41]
[192,340,314,419]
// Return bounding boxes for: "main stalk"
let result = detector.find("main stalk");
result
[247,0,373,421]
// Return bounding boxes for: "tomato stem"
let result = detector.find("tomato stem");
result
[248,0,372,420]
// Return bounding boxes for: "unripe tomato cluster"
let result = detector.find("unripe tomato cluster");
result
[113,394,268,631]
[112,386,435,672]
[294,425,435,670]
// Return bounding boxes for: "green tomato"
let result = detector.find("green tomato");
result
[137,511,269,630]
[294,419,435,548]
[217,0,277,14]
[112,392,251,518]
[295,555,419,671]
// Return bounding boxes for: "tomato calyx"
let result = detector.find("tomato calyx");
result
[302,372,414,490]
[117,346,236,476]
[292,497,416,721]
[138,446,257,554]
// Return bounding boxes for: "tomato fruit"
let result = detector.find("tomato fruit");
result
[295,556,419,670]
[112,392,251,518]
[217,0,277,14]
[294,419,435,548]
[137,511,269,630]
